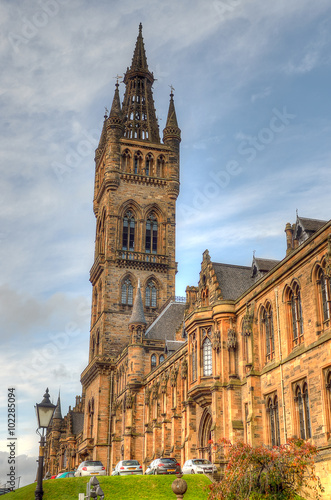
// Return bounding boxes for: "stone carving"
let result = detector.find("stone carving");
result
[242,303,254,336]
[170,365,179,387]
[161,372,169,393]
[151,381,160,400]
[212,330,222,352]
[181,358,188,379]
[227,328,237,350]
[145,387,151,406]
[126,390,134,409]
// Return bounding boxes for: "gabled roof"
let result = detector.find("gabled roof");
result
[295,216,328,245]
[251,257,280,281]
[297,216,327,235]
[165,340,185,354]
[212,262,255,300]
[145,301,186,340]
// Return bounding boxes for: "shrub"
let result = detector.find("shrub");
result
[208,438,324,500]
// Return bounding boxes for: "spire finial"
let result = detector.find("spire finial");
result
[169,84,175,96]
[139,22,143,35]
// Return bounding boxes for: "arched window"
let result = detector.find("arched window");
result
[261,303,275,363]
[316,266,331,323]
[286,282,304,347]
[156,155,165,177]
[151,354,157,369]
[145,281,157,308]
[325,369,331,434]
[121,278,133,305]
[122,149,131,172]
[159,354,165,364]
[145,153,153,176]
[203,337,212,376]
[201,288,209,307]
[145,213,158,254]
[294,382,311,439]
[134,151,142,174]
[267,395,280,446]
[191,332,197,382]
[122,211,135,251]
[96,329,100,355]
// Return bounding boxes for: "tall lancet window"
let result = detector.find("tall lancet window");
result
[122,211,135,251]
[121,278,133,305]
[146,280,157,308]
[145,213,158,254]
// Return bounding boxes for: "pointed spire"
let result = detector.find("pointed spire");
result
[129,280,147,325]
[122,24,160,143]
[165,90,178,128]
[130,22,149,72]
[53,392,62,420]
[109,82,122,120]
[163,90,181,142]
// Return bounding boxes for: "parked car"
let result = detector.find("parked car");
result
[182,458,217,474]
[111,460,143,476]
[56,471,75,478]
[74,460,106,477]
[145,458,181,475]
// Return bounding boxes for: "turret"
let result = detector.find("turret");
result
[127,282,146,388]
[163,90,181,199]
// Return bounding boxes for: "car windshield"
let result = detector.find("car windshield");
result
[160,458,176,463]
[84,461,103,467]
[122,460,139,466]
[192,459,211,465]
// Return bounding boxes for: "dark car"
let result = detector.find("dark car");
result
[146,458,181,475]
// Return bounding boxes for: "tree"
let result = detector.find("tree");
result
[208,438,324,500]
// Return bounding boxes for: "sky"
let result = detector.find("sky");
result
[1,0,331,488]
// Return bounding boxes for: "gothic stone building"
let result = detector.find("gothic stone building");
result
[44,25,331,496]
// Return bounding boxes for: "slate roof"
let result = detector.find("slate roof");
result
[297,217,327,235]
[145,301,186,340]
[71,412,84,435]
[212,262,255,300]
[254,258,280,273]
[165,340,185,354]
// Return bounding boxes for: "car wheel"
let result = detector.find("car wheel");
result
[191,469,195,474]
[153,470,157,475]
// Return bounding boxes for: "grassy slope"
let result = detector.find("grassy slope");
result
[8,474,211,499]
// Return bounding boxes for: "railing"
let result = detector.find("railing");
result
[116,250,168,265]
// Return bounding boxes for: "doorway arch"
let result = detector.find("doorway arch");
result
[198,408,212,460]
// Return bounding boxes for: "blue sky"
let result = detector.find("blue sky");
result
[1,0,331,488]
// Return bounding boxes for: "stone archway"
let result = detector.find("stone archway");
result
[198,408,212,460]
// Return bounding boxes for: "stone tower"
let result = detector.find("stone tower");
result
[80,24,180,465]
[88,22,181,359]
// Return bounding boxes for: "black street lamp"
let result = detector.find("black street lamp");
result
[34,388,56,500]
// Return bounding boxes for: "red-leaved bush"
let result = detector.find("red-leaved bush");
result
[208,438,324,500]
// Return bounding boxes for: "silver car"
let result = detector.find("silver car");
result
[112,460,143,476]
[182,458,217,474]
[74,460,106,477]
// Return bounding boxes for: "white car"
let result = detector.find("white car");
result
[74,460,106,477]
[111,460,143,476]
[182,458,217,474]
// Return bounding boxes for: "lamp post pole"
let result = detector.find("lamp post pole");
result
[34,388,56,500]
[35,431,46,500]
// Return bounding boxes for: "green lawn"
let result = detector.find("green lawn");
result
[8,474,211,499]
